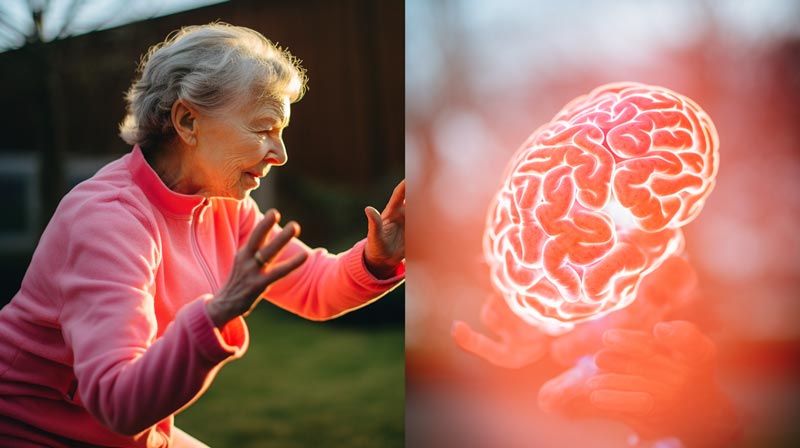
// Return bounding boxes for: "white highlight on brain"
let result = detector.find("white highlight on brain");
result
[483,82,719,335]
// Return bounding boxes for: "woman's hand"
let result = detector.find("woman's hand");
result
[539,321,739,447]
[206,209,308,328]
[586,321,738,446]
[364,180,405,279]
[450,256,698,370]
[452,294,550,368]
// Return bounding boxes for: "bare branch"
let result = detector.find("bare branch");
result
[88,0,133,34]
[0,11,31,40]
[1,0,187,50]
[0,24,27,49]
[56,0,87,38]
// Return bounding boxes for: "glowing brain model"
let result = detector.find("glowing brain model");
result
[484,82,719,334]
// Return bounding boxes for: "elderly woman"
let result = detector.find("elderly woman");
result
[0,23,404,447]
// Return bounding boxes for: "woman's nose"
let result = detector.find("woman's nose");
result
[265,139,288,166]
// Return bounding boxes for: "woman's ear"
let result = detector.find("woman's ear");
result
[171,99,198,146]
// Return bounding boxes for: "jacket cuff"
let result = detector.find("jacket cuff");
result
[345,239,406,288]
[182,295,249,362]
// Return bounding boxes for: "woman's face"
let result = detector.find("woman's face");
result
[189,96,291,200]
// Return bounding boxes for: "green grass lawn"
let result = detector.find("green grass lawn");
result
[177,304,404,448]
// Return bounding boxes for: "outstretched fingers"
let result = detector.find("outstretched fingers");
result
[382,180,406,220]
[452,321,508,365]
[253,221,300,268]
[209,210,309,327]
[452,320,547,368]
[365,206,383,235]
[246,209,280,256]
[259,251,308,287]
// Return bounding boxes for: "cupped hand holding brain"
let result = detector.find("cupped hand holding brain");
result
[483,82,719,335]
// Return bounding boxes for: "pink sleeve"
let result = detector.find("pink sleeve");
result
[58,202,248,436]
[239,198,405,320]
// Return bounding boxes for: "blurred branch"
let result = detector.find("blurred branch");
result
[56,0,86,38]
[0,6,32,48]
[0,0,129,49]
[86,0,132,35]
[0,14,29,39]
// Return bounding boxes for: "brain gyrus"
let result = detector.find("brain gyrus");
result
[484,82,719,334]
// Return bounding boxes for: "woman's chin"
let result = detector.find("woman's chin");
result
[232,188,253,200]
[232,174,261,199]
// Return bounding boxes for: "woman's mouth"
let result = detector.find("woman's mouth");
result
[243,171,262,188]
[246,166,271,179]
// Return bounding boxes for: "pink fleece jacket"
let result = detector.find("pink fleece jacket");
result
[0,146,404,447]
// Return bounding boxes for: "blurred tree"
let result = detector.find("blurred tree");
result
[0,0,130,48]
[0,0,126,226]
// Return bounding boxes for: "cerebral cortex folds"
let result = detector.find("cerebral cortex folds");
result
[484,82,719,334]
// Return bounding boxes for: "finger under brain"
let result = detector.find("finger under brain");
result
[452,321,488,352]
[602,329,656,356]
[452,321,511,366]
[594,350,685,383]
[586,373,672,397]
[590,390,654,416]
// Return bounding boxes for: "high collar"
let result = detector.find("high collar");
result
[128,145,207,218]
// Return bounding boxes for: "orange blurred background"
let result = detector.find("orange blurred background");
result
[406,1,800,446]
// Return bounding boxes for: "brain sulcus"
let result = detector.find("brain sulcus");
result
[484,82,719,334]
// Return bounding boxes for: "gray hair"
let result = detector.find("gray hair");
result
[119,23,307,149]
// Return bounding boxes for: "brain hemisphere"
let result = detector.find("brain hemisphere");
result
[484,82,719,334]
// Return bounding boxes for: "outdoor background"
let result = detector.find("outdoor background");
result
[0,1,404,447]
[406,0,800,447]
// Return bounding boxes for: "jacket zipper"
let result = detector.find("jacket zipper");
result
[191,199,218,291]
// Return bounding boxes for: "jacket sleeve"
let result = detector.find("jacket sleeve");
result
[58,200,248,436]
[238,197,404,321]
